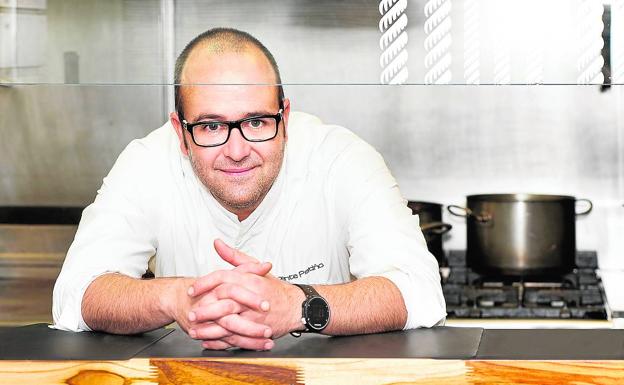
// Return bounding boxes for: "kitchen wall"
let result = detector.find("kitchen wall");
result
[1,0,624,267]
[0,0,165,205]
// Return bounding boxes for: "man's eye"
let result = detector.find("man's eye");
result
[198,123,222,132]
[248,119,263,129]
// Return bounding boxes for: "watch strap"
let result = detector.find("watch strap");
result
[294,284,321,299]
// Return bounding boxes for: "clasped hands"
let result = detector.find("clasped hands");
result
[178,239,302,351]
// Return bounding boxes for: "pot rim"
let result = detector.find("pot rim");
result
[407,200,443,207]
[467,193,576,202]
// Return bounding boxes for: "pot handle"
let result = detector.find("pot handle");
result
[447,205,491,223]
[421,221,452,236]
[575,198,593,216]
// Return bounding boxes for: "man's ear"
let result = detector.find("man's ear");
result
[170,111,189,156]
[282,98,291,141]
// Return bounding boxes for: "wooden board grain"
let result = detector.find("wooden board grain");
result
[153,359,302,385]
[1,359,624,385]
[0,358,156,385]
[290,358,466,385]
[466,361,624,385]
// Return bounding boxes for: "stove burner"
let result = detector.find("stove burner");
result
[442,250,607,320]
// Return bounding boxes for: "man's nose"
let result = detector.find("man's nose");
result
[222,128,251,161]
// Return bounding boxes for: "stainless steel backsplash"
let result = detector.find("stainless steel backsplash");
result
[1,0,623,266]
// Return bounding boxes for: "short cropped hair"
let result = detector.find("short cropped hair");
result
[174,27,284,120]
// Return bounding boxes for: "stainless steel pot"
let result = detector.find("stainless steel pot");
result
[447,194,592,277]
[407,201,452,265]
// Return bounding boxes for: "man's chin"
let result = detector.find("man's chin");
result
[214,189,262,211]
[219,197,262,215]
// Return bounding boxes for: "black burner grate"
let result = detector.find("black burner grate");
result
[441,250,608,320]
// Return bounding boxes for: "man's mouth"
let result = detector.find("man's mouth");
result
[219,166,257,176]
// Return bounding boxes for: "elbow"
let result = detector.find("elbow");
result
[51,275,92,332]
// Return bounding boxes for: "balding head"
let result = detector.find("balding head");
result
[174,28,284,120]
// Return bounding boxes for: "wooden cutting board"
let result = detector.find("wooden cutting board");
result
[1,358,624,384]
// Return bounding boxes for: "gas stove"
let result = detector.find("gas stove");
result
[441,250,608,320]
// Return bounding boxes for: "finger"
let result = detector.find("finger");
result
[189,270,245,297]
[223,334,274,351]
[190,299,242,323]
[234,261,273,276]
[216,314,272,338]
[215,283,270,312]
[239,308,266,324]
[214,238,259,266]
[189,323,232,340]
[201,340,232,350]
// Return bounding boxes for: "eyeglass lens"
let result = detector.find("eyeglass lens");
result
[192,117,278,146]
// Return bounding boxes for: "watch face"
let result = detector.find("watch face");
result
[305,297,330,330]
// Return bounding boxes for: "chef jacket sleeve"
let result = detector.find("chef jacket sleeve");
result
[330,129,446,329]
[52,139,160,332]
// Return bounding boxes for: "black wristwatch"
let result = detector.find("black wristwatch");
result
[290,284,330,337]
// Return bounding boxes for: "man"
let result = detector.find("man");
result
[53,28,445,351]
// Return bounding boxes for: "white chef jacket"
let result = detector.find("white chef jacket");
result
[52,111,446,332]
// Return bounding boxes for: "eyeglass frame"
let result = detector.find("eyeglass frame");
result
[181,102,285,148]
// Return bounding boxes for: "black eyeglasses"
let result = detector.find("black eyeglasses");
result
[182,109,283,147]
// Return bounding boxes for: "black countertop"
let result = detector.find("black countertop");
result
[2,324,624,360]
[138,326,483,359]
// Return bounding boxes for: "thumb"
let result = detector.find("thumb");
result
[214,238,260,267]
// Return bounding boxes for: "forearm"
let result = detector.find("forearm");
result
[82,273,193,334]
[292,276,408,335]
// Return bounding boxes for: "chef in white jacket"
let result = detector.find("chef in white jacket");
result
[53,27,445,351]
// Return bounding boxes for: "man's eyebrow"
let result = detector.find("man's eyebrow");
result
[193,113,225,121]
[193,110,277,122]
[241,110,276,118]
